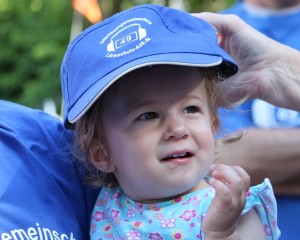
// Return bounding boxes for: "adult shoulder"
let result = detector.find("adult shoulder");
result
[0,100,98,239]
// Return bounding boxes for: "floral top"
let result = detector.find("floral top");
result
[90,179,280,240]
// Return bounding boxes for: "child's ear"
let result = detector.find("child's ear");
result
[211,115,220,135]
[89,142,115,173]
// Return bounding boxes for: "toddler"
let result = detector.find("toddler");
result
[61,4,280,240]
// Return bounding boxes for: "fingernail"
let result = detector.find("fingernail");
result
[204,175,213,183]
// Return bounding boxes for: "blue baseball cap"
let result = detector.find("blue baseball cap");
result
[61,4,238,127]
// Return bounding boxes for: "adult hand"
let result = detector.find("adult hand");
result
[194,12,300,111]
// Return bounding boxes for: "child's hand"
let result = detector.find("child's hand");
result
[202,164,250,239]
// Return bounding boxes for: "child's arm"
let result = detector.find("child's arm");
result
[235,208,265,239]
[202,164,265,240]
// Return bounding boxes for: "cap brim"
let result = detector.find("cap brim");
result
[67,52,235,123]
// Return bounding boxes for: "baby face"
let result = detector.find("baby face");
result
[101,66,217,203]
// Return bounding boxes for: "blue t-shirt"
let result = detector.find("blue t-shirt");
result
[220,3,300,240]
[0,100,99,239]
[221,2,300,50]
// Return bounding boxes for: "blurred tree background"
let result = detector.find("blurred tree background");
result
[0,0,235,116]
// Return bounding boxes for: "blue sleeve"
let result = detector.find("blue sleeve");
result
[243,179,281,239]
[0,100,99,239]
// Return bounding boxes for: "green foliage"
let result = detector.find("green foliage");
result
[0,0,235,114]
[0,0,72,111]
[100,0,236,18]
[185,0,236,12]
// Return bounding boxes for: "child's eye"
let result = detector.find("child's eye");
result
[184,106,200,114]
[137,112,159,121]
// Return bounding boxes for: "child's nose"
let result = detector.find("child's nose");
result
[163,114,189,141]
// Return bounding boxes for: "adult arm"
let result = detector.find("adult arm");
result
[217,128,300,195]
[193,12,300,111]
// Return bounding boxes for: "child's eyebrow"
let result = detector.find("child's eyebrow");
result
[125,99,157,112]
[125,94,205,112]
[185,94,206,102]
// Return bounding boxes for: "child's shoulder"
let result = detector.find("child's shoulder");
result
[244,179,281,239]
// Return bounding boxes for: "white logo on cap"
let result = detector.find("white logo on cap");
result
[107,23,147,52]
[100,17,151,58]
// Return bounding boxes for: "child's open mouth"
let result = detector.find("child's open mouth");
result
[161,152,193,161]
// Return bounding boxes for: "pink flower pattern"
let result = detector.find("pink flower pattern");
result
[171,230,184,240]
[110,209,120,219]
[90,180,278,239]
[94,211,105,221]
[149,232,163,240]
[128,206,136,218]
[126,229,142,240]
[160,218,176,228]
[179,210,196,221]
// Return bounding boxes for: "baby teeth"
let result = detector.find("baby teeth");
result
[170,153,186,158]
